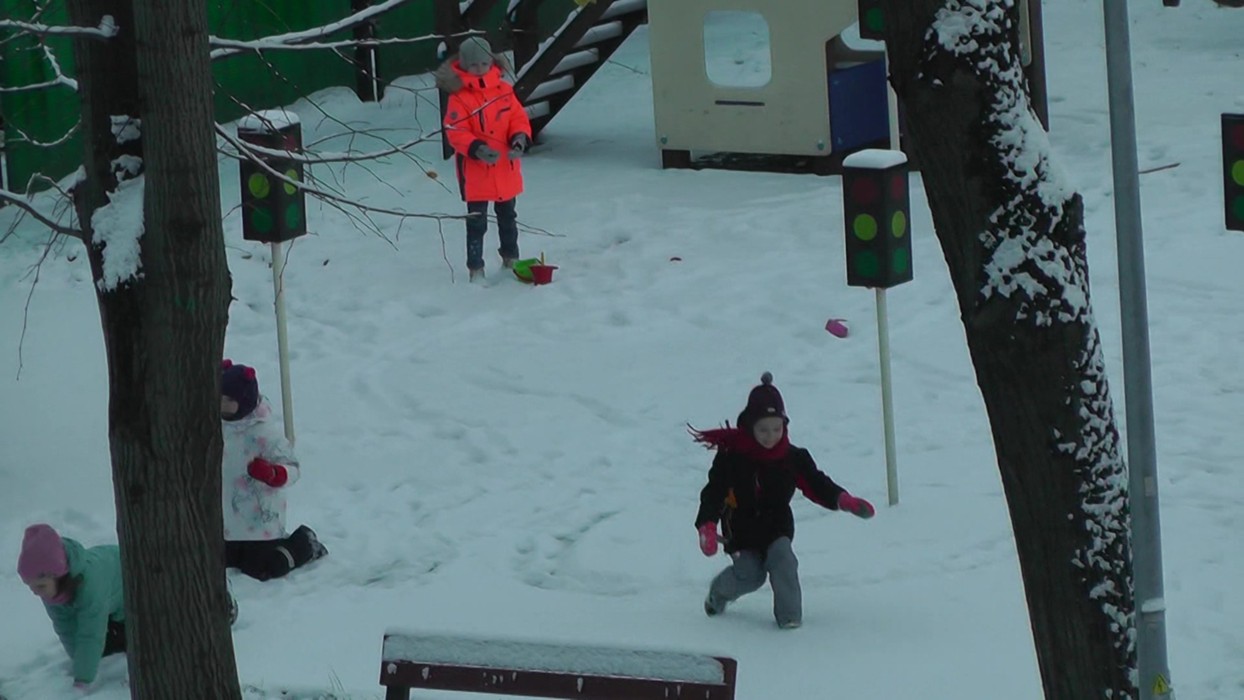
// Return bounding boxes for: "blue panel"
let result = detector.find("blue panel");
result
[828,59,890,152]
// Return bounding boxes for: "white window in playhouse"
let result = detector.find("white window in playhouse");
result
[702,11,772,88]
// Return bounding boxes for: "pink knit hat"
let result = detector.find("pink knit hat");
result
[17,524,69,582]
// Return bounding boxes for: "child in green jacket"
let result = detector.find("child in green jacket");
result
[17,524,126,689]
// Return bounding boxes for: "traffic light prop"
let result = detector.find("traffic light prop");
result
[857,0,885,40]
[234,109,308,446]
[238,110,307,244]
[842,149,912,289]
[1224,113,1244,232]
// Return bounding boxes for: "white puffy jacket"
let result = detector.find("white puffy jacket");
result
[221,398,301,541]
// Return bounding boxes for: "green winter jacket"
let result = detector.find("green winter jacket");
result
[44,538,125,684]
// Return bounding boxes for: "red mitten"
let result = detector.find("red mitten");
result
[838,492,875,519]
[247,458,289,487]
[697,522,719,556]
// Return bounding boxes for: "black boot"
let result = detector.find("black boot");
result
[291,525,328,563]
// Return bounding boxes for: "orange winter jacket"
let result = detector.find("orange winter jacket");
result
[437,60,532,203]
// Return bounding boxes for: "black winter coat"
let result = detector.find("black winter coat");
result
[695,446,846,554]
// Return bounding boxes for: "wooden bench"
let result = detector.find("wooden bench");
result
[379,631,738,700]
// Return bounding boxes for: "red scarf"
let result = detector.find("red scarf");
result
[688,423,790,461]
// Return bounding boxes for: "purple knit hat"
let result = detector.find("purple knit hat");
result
[17,524,69,582]
[220,359,260,420]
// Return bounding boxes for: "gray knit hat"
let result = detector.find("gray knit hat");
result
[457,36,494,71]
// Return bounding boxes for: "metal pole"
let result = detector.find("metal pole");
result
[1022,0,1050,131]
[884,53,901,152]
[271,241,296,446]
[1102,2,1171,698]
[875,288,899,505]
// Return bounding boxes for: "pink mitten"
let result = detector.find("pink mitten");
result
[697,522,719,556]
[838,492,876,519]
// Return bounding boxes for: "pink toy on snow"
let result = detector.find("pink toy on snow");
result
[825,318,849,338]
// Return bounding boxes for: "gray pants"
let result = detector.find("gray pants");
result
[707,537,801,625]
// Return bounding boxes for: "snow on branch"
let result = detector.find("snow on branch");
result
[0,186,82,238]
[210,32,439,56]
[0,14,118,39]
[0,45,77,92]
[1,43,81,93]
[208,0,415,60]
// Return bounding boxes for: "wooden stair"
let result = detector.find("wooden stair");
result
[508,0,648,137]
[434,0,647,156]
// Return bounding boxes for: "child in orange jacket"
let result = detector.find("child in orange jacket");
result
[436,36,533,282]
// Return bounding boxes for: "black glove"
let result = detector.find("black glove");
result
[508,133,530,160]
[468,140,500,165]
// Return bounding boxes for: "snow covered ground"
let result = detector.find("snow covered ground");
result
[2,1,1243,698]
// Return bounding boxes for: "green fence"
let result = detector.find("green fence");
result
[1,0,579,193]
[1,0,80,193]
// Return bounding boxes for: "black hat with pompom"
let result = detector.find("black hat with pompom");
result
[736,371,787,431]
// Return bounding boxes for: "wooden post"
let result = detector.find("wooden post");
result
[351,0,384,102]
[434,0,467,160]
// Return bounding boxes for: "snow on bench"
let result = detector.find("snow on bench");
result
[379,630,738,700]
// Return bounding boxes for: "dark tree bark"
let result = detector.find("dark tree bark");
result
[880,1,1136,697]
[69,0,240,697]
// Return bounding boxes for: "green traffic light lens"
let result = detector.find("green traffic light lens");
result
[854,250,879,278]
[1232,160,1244,187]
[285,203,302,230]
[892,248,910,276]
[250,207,274,233]
[865,7,884,33]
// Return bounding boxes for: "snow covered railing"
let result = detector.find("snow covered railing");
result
[379,631,738,700]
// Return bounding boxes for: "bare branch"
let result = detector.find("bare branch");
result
[208,0,416,60]
[15,229,58,379]
[4,118,82,147]
[0,14,118,39]
[221,129,437,165]
[217,123,459,223]
[215,62,449,198]
[218,123,558,241]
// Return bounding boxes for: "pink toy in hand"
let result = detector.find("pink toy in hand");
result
[698,522,719,556]
[838,492,875,519]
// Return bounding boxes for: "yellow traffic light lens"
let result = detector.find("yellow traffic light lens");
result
[891,211,907,238]
[248,173,271,198]
[853,214,878,241]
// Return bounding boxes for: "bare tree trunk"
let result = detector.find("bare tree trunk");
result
[70,0,240,696]
[881,1,1136,697]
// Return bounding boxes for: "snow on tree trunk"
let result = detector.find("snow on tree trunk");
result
[881,1,1136,697]
[68,0,241,696]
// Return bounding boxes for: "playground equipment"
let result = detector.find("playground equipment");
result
[648,1,887,174]
[647,0,1046,173]
[433,0,1047,173]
